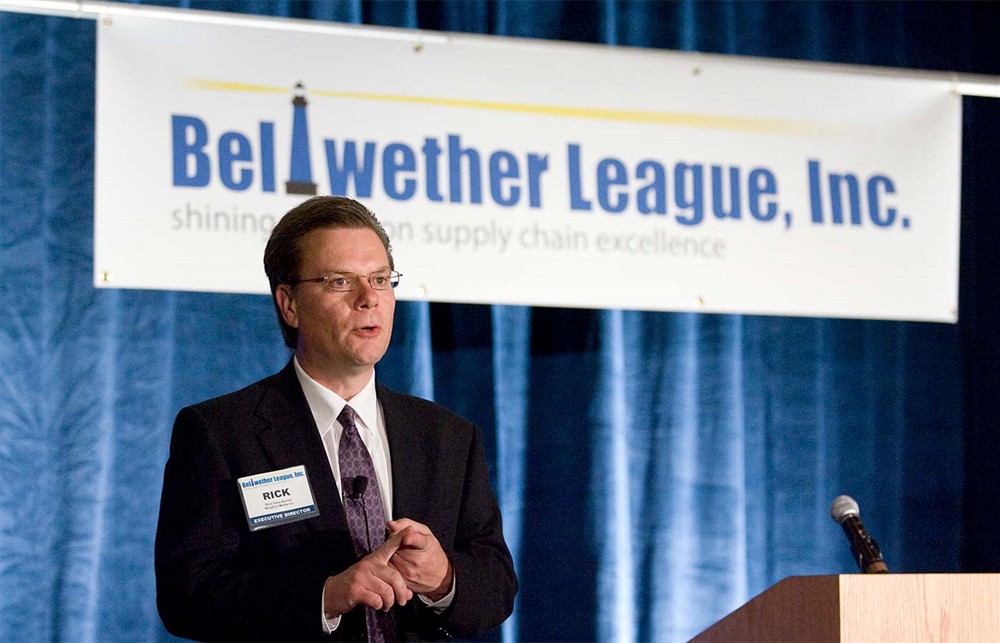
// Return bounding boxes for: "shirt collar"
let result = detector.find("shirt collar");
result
[292,357,379,435]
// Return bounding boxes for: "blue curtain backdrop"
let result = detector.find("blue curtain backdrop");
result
[2,1,1000,641]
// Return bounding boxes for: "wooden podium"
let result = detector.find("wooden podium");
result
[692,574,1000,642]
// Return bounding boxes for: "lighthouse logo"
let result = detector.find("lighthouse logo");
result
[285,82,317,196]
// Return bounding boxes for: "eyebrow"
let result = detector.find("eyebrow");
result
[319,266,391,275]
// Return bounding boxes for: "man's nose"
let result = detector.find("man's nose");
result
[353,277,379,307]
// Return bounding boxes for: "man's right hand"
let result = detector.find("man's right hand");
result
[323,527,414,618]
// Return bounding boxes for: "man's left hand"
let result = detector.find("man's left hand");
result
[386,518,453,601]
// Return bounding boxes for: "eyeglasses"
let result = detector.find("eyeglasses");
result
[291,270,402,292]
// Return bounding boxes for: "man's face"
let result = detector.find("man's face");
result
[278,227,395,388]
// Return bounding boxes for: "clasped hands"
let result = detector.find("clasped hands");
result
[323,518,454,618]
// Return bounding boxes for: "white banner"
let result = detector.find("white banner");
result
[95,11,961,322]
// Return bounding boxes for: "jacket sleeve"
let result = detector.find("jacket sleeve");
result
[437,423,518,638]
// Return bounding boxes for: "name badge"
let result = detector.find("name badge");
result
[238,465,319,531]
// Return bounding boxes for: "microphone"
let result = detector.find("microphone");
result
[347,475,368,500]
[345,475,374,551]
[829,495,889,574]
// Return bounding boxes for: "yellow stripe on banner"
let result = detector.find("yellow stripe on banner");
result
[188,79,288,94]
[188,78,824,135]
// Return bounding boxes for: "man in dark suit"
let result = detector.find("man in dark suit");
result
[155,196,517,641]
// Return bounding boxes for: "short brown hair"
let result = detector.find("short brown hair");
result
[263,196,394,348]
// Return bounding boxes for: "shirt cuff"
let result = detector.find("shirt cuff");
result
[418,572,456,612]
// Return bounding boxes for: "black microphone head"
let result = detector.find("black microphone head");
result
[830,494,860,524]
[351,475,369,497]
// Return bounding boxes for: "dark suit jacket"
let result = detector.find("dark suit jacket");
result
[155,362,517,642]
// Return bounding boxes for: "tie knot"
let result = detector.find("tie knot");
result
[338,404,357,430]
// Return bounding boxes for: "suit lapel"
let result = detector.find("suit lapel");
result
[254,362,346,534]
[379,384,428,521]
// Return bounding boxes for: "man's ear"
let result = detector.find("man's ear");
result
[275,284,300,330]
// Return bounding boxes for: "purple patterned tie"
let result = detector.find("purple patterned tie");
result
[338,405,394,642]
